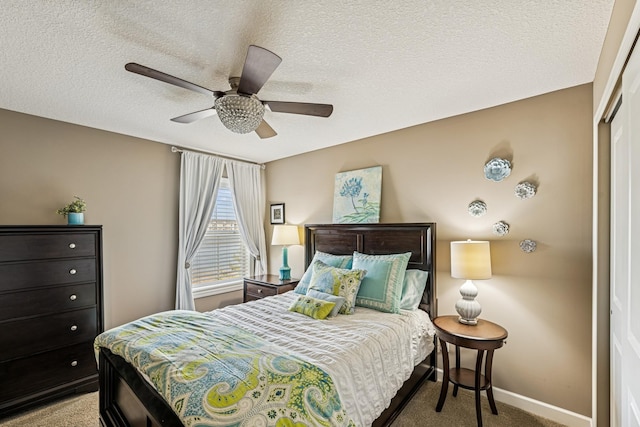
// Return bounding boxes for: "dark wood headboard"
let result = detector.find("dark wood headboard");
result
[304,223,436,318]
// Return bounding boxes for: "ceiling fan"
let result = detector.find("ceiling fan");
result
[125,45,333,139]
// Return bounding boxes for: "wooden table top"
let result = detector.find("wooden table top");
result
[433,315,508,345]
[244,274,299,286]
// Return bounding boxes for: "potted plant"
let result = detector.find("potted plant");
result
[57,196,87,225]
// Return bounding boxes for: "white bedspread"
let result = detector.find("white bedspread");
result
[209,291,436,426]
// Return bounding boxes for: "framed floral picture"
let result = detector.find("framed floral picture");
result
[332,166,382,223]
[270,203,285,224]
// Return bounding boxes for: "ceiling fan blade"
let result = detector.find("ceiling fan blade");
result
[237,46,282,95]
[125,63,224,97]
[255,120,277,139]
[263,101,333,117]
[171,108,217,124]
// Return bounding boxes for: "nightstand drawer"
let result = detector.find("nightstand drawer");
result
[0,307,98,361]
[245,283,277,298]
[0,233,96,262]
[243,275,298,302]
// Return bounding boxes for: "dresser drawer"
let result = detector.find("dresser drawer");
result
[0,232,96,262]
[0,258,96,292]
[0,308,98,361]
[0,341,97,402]
[0,283,96,322]
[245,282,278,298]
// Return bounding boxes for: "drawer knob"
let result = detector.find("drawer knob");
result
[69,269,77,275]
[69,243,76,249]
[71,360,78,367]
[257,289,263,293]
[70,325,78,332]
[69,294,77,301]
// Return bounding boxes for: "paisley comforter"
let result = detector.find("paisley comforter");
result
[95,292,435,427]
[95,309,353,426]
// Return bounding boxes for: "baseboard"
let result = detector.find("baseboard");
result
[435,369,592,427]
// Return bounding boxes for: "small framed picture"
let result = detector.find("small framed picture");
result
[270,203,285,224]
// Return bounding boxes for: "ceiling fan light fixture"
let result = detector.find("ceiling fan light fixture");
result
[214,94,265,134]
[126,46,332,138]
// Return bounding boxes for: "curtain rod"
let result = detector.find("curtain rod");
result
[170,146,265,169]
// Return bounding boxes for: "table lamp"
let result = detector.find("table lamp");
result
[450,240,492,325]
[271,225,300,281]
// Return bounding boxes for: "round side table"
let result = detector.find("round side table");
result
[433,315,508,427]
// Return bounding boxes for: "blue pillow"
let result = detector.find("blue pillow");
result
[399,270,429,311]
[294,251,353,294]
[353,251,411,314]
[306,289,346,317]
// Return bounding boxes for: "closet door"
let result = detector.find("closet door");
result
[610,44,640,427]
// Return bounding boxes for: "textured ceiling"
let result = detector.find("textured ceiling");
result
[1,1,614,163]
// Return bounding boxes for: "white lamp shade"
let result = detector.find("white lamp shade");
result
[271,225,300,246]
[450,240,492,280]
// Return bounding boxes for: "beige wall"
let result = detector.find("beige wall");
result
[265,84,594,416]
[194,290,243,312]
[594,121,611,427]
[0,108,180,329]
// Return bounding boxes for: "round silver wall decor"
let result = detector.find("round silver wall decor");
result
[520,239,537,253]
[484,158,512,182]
[492,220,510,236]
[515,181,537,199]
[468,200,487,217]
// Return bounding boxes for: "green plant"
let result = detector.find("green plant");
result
[56,195,87,217]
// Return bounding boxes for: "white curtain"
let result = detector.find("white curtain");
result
[175,151,225,310]
[226,159,268,275]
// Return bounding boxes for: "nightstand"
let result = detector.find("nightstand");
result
[433,315,508,427]
[243,274,299,302]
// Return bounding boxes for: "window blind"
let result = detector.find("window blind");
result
[191,178,249,286]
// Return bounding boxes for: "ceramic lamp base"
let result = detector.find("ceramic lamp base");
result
[279,266,291,281]
[455,279,481,325]
[457,317,479,326]
[279,246,291,280]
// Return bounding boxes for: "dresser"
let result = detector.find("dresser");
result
[0,225,103,417]
[243,275,298,302]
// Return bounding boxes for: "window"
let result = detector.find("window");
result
[191,177,250,296]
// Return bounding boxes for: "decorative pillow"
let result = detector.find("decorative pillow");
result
[288,295,336,320]
[353,251,411,314]
[399,269,429,311]
[306,289,346,317]
[294,251,353,294]
[308,260,366,315]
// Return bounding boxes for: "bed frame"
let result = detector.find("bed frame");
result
[98,223,437,427]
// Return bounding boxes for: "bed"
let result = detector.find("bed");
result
[96,222,437,427]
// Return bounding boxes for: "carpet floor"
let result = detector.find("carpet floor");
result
[0,381,567,427]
